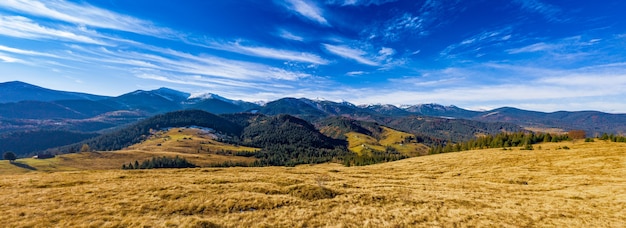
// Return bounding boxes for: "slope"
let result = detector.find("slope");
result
[0,81,108,103]
[0,141,624,227]
[241,114,348,166]
[316,117,429,157]
[63,110,242,152]
[0,127,259,172]
[345,126,429,157]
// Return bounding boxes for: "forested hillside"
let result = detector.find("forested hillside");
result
[61,110,242,152]
[0,130,99,156]
[240,115,348,166]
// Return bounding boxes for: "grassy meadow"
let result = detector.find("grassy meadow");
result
[0,141,625,227]
[346,126,429,157]
[0,127,259,174]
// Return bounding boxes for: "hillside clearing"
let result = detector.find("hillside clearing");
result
[0,141,624,227]
[346,126,429,157]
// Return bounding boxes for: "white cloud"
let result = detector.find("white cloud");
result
[507,42,555,54]
[208,41,328,65]
[440,26,513,57]
[0,45,59,58]
[0,0,177,38]
[62,43,316,84]
[326,0,399,6]
[280,0,330,26]
[322,43,378,66]
[380,13,424,41]
[346,71,365,76]
[0,53,23,63]
[355,62,626,112]
[277,29,304,41]
[0,15,107,45]
[378,47,395,57]
[513,0,564,22]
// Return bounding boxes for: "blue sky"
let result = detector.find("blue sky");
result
[1,0,626,112]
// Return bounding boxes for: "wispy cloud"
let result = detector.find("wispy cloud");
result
[325,0,399,6]
[279,0,330,26]
[0,15,107,45]
[0,53,23,63]
[0,0,178,38]
[346,71,365,76]
[507,42,555,54]
[440,26,513,58]
[60,42,317,84]
[363,1,460,43]
[363,62,626,112]
[513,0,565,23]
[504,35,611,67]
[0,45,59,58]
[277,29,304,41]
[208,41,328,65]
[322,44,378,66]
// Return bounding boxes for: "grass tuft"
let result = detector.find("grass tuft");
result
[287,184,339,200]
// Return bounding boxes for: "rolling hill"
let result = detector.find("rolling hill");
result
[3,81,626,157]
[1,140,624,227]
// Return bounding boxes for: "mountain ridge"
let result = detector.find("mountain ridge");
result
[2,81,626,136]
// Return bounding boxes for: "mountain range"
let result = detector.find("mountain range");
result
[2,81,625,133]
[1,80,625,156]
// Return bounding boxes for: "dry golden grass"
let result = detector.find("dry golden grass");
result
[524,127,567,135]
[0,128,259,174]
[346,127,429,156]
[129,127,259,154]
[1,141,625,227]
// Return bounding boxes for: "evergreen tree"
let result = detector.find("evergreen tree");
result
[3,151,17,163]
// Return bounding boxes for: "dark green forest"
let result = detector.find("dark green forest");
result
[0,130,98,156]
[61,110,242,152]
[122,156,196,169]
[429,132,572,154]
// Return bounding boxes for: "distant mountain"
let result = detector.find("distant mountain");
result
[381,116,524,143]
[0,81,257,120]
[474,107,626,135]
[360,104,411,117]
[105,89,184,113]
[3,80,626,137]
[186,92,260,114]
[0,81,109,103]
[257,98,378,122]
[404,103,482,119]
[152,87,191,102]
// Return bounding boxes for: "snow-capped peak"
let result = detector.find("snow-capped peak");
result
[189,92,228,101]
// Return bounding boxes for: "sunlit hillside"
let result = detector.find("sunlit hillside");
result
[346,126,429,156]
[0,127,259,173]
[1,141,624,227]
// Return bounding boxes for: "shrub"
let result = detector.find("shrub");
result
[123,156,196,169]
[3,151,17,162]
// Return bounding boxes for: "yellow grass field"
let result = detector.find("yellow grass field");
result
[0,128,259,174]
[128,128,259,155]
[0,141,625,227]
[346,126,429,156]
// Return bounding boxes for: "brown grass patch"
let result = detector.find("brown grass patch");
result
[0,141,624,227]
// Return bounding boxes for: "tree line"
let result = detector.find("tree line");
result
[122,156,196,169]
[429,131,571,154]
